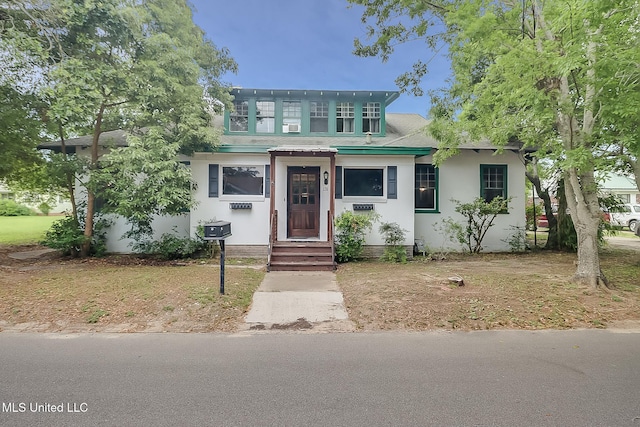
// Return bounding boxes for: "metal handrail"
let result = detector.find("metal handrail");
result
[267,210,277,271]
[328,210,336,270]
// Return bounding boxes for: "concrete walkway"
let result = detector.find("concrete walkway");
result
[243,271,355,332]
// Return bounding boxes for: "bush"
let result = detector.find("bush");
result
[41,215,86,256]
[334,210,377,263]
[142,233,210,260]
[38,202,52,216]
[379,222,408,263]
[0,200,33,216]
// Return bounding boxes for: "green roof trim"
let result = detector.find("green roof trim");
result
[332,146,432,156]
[215,145,272,153]
[210,145,432,156]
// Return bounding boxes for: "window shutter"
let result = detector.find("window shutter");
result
[388,166,397,199]
[208,164,219,198]
[335,166,342,199]
[265,164,271,198]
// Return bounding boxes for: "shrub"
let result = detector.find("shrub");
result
[379,222,408,263]
[334,210,377,262]
[449,197,511,253]
[0,200,33,216]
[38,202,52,216]
[141,232,210,260]
[41,215,86,256]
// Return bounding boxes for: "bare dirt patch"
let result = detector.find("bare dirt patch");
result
[2,244,639,333]
[0,245,265,333]
[338,250,640,331]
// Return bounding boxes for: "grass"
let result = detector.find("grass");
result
[0,215,60,245]
[338,248,640,331]
[0,264,265,332]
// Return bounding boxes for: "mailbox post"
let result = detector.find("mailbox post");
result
[203,221,232,295]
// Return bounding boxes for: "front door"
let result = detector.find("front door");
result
[287,167,320,238]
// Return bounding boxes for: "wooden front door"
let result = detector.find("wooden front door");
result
[287,167,320,238]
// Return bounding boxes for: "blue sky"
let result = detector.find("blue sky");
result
[189,0,450,116]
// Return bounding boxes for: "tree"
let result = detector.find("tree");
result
[350,0,640,288]
[2,0,237,255]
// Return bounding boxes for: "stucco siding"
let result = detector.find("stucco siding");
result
[190,153,271,246]
[414,150,526,252]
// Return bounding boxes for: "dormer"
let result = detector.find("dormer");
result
[223,89,399,137]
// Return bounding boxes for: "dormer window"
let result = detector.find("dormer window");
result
[283,101,302,132]
[256,101,275,133]
[310,101,328,133]
[230,100,248,132]
[336,102,354,133]
[362,102,381,133]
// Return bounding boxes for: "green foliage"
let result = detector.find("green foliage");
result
[0,200,33,216]
[138,232,210,260]
[379,222,408,263]
[86,309,109,324]
[350,0,639,283]
[502,226,528,252]
[38,202,51,215]
[452,197,511,253]
[525,203,543,231]
[334,211,378,263]
[40,213,110,257]
[41,215,86,256]
[2,0,238,256]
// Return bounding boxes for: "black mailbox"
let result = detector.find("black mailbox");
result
[203,221,232,240]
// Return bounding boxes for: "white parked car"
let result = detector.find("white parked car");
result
[610,203,640,232]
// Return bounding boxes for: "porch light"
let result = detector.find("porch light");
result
[324,171,329,185]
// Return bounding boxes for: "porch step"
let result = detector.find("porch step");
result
[269,242,336,272]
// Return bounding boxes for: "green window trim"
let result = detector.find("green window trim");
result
[480,164,508,212]
[415,164,438,212]
[223,98,389,137]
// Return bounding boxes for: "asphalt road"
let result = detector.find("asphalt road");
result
[1,330,639,427]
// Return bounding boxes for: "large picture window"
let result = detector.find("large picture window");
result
[362,102,381,133]
[481,164,507,202]
[230,100,248,132]
[256,101,275,133]
[344,168,383,197]
[336,102,354,133]
[222,166,264,196]
[415,164,437,210]
[310,101,328,133]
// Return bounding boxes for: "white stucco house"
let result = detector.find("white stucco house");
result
[42,88,528,270]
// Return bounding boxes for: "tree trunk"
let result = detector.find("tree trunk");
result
[80,104,105,257]
[563,173,609,289]
[525,163,558,250]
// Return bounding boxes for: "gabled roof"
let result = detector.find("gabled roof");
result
[38,130,128,150]
[39,113,525,155]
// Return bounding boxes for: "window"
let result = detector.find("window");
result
[222,166,264,196]
[481,164,507,202]
[283,101,301,131]
[310,101,328,133]
[415,164,437,210]
[256,101,275,133]
[336,102,354,133]
[362,102,381,133]
[344,168,383,197]
[617,194,631,204]
[230,100,248,132]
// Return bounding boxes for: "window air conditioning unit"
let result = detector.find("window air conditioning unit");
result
[288,123,300,133]
[282,124,289,133]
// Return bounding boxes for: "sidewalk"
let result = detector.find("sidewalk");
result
[243,271,355,332]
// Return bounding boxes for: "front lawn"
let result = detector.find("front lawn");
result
[338,248,640,331]
[0,215,60,245]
